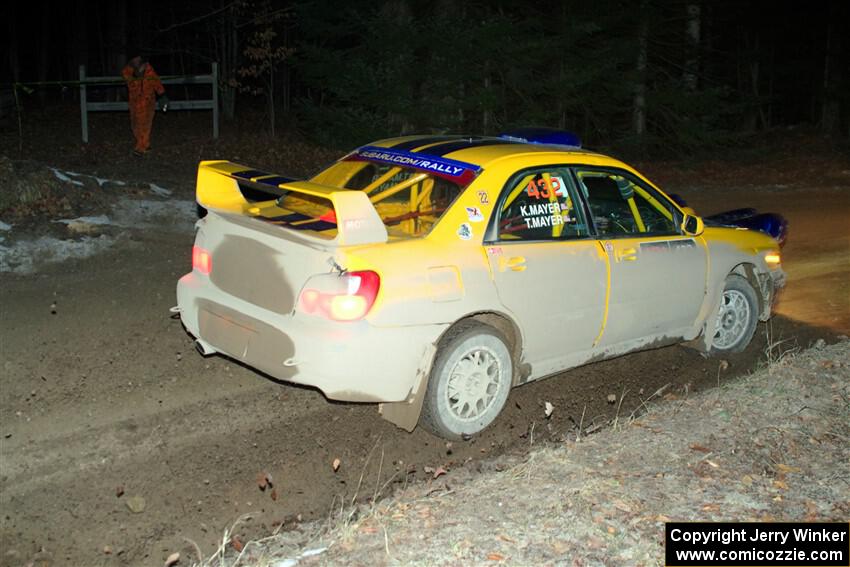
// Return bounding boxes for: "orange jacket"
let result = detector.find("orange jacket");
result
[122,62,165,105]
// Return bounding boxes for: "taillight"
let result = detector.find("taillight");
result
[298,270,380,321]
[192,245,212,275]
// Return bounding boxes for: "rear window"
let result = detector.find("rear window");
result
[311,160,463,238]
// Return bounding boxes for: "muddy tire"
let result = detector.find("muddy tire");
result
[710,274,759,356]
[420,323,512,440]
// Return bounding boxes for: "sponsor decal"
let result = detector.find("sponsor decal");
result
[477,191,489,204]
[640,239,696,252]
[524,214,566,229]
[669,238,697,250]
[343,218,367,230]
[466,206,484,222]
[350,146,481,185]
[640,241,671,252]
[518,201,575,229]
[457,223,473,240]
[487,246,503,255]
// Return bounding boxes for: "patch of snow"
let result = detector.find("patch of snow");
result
[271,547,328,567]
[0,235,116,274]
[149,183,172,197]
[45,166,127,188]
[54,215,112,226]
[92,176,126,187]
[49,168,84,186]
[110,199,196,231]
[0,220,12,231]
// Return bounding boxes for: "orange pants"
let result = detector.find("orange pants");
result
[130,98,156,153]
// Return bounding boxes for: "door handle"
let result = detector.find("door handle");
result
[498,256,527,272]
[615,247,638,262]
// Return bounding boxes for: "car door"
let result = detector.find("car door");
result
[574,168,708,347]
[485,166,609,379]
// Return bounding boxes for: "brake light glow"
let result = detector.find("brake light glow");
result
[299,270,380,321]
[192,246,212,275]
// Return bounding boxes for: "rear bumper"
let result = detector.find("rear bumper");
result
[177,272,446,402]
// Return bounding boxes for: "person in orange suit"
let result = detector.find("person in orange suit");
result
[122,55,167,156]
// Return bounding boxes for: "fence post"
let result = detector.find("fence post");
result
[212,62,219,139]
[79,65,88,143]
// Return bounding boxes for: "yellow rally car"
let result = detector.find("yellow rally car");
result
[176,130,786,440]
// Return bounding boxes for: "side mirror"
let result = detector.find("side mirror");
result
[682,214,704,237]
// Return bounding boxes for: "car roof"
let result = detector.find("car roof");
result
[368,134,626,170]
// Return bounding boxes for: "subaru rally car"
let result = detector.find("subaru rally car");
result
[175,129,786,440]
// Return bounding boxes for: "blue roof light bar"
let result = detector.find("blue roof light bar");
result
[499,127,581,148]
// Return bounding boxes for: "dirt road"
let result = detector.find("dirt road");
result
[1,153,847,566]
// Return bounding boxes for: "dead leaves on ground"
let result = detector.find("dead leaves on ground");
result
[257,471,279,502]
[125,495,146,514]
[256,471,273,491]
[423,466,448,479]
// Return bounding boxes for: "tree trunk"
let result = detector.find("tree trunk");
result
[70,0,89,84]
[108,0,127,73]
[633,1,649,140]
[38,9,50,105]
[218,2,238,121]
[281,25,291,115]
[740,31,761,132]
[483,74,491,133]
[107,0,127,102]
[8,4,20,84]
[268,68,276,137]
[820,6,841,134]
[129,0,152,56]
[683,3,701,92]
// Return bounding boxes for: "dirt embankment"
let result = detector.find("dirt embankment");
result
[239,340,850,566]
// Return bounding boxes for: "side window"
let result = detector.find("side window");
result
[497,167,589,241]
[575,170,679,237]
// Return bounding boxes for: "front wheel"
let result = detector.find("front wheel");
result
[710,274,759,356]
[420,324,513,440]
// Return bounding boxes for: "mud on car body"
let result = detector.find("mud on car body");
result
[176,130,786,440]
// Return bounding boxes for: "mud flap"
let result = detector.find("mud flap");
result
[688,286,725,354]
[378,342,437,432]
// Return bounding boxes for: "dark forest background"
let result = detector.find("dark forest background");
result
[3,0,849,154]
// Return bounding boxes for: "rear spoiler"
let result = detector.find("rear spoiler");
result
[196,160,388,246]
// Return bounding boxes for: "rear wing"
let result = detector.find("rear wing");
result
[196,160,388,246]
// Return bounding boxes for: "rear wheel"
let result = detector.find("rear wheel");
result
[420,323,512,440]
[710,274,759,356]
